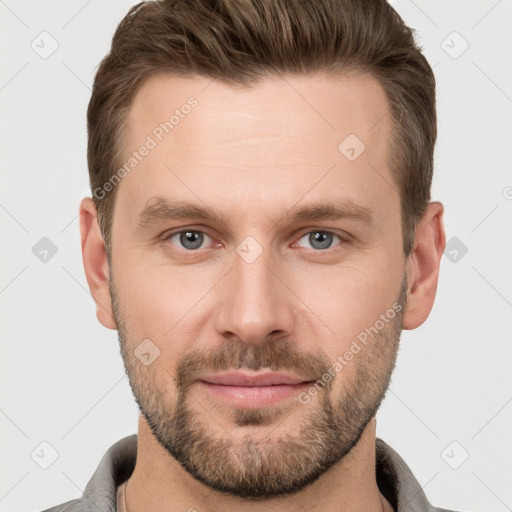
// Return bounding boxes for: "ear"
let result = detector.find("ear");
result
[79,197,117,330]
[402,201,446,330]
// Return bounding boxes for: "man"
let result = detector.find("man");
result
[43,0,459,510]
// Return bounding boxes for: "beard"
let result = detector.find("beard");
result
[111,275,406,500]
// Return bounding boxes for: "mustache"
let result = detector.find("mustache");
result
[175,337,332,392]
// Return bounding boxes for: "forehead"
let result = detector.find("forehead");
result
[126,71,390,152]
[117,71,396,228]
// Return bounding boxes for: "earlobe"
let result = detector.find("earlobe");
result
[402,201,446,330]
[79,197,117,330]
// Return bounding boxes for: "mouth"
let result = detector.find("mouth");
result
[197,371,314,408]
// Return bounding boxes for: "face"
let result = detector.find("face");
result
[108,72,408,499]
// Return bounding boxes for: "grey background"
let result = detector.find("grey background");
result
[1,0,511,511]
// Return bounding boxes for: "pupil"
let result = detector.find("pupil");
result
[181,231,203,250]
[310,231,332,250]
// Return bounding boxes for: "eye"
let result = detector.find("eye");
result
[294,230,346,250]
[165,230,213,251]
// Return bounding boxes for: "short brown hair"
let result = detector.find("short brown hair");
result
[87,0,436,256]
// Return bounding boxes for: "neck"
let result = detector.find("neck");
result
[124,415,394,512]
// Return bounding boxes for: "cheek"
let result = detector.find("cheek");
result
[114,258,214,350]
[291,257,403,345]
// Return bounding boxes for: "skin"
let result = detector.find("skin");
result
[80,72,445,512]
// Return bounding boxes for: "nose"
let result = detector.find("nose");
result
[214,246,296,345]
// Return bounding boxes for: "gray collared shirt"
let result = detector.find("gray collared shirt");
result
[41,435,460,512]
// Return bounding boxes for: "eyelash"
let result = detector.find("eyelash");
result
[162,228,349,253]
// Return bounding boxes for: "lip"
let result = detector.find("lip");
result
[197,371,314,408]
[199,371,310,386]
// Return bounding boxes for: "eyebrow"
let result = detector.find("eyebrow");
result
[136,197,374,229]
